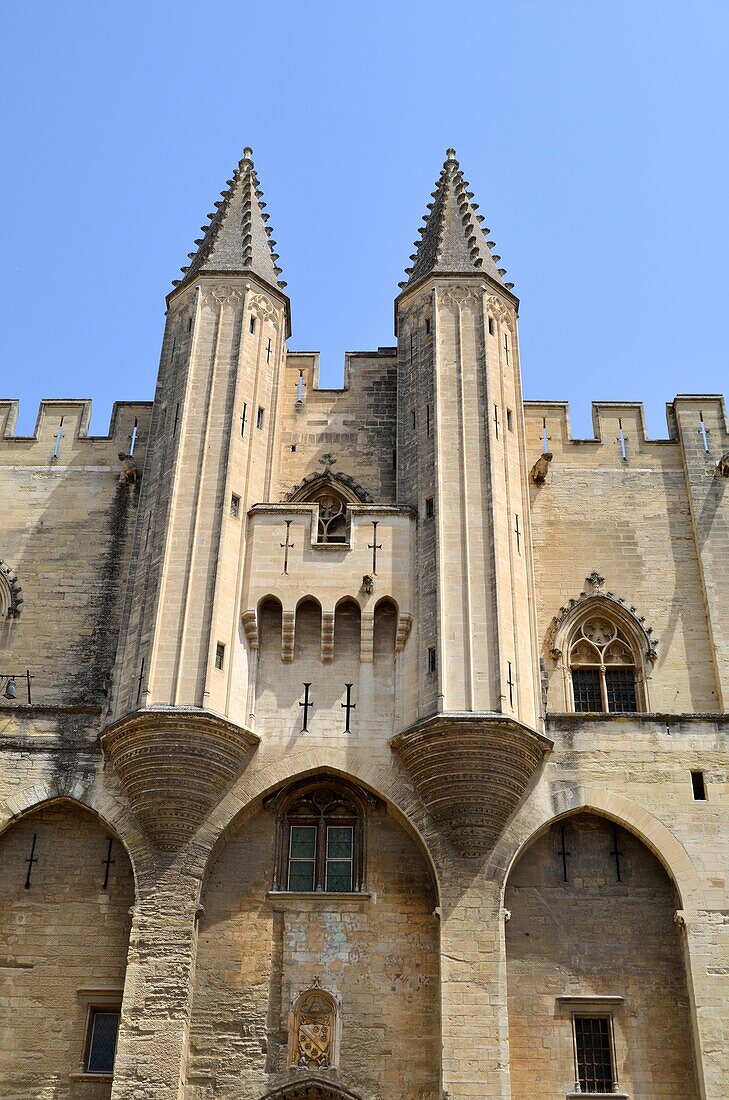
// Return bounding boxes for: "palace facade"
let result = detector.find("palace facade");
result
[0,148,727,1100]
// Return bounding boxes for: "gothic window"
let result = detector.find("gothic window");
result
[569,614,639,713]
[288,981,340,1069]
[572,1015,616,1094]
[270,779,368,893]
[303,486,349,543]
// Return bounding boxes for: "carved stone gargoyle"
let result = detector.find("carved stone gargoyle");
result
[718,452,729,478]
[118,452,139,485]
[530,451,553,484]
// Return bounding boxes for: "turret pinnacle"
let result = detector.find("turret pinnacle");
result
[398,148,514,294]
[173,147,287,295]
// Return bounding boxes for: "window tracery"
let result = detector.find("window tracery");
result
[267,778,370,893]
[569,614,639,713]
[547,576,657,714]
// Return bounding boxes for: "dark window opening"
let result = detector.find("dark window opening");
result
[427,646,437,674]
[411,409,416,429]
[279,785,362,893]
[187,316,192,333]
[605,667,637,713]
[691,770,706,800]
[574,1016,615,1094]
[425,497,435,519]
[85,1010,120,1074]
[488,317,495,336]
[507,408,513,431]
[215,643,225,670]
[572,668,602,712]
[425,317,431,335]
[230,494,240,518]
[249,315,256,334]
[257,406,265,430]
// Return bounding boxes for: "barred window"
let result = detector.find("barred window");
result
[85,1009,120,1074]
[573,1015,615,1093]
[569,614,639,713]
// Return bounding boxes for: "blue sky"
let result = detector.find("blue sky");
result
[2,0,728,437]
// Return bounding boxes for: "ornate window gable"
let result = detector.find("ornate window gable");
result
[547,573,658,714]
[287,978,341,1070]
[284,471,372,545]
[0,561,23,619]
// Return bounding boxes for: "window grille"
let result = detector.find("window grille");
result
[569,615,639,713]
[85,1010,120,1074]
[574,1015,615,1093]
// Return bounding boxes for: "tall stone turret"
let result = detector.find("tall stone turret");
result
[391,150,549,857]
[105,148,289,848]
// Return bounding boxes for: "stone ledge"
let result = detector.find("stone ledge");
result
[390,712,552,858]
[100,707,259,850]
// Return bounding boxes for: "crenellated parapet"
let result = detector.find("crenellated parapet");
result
[0,399,153,471]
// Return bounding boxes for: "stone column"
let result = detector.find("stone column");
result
[439,878,511,1099]
[111,873,201,1100]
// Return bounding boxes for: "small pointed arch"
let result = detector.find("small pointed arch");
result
[334,597,361,663]
[255,594,283,655]
[547,577,658,713]
[374,596,398,661]
[0,559,23,619]
[295,595,322,663]
[285,469,373,505]
[259,1079,363,1099]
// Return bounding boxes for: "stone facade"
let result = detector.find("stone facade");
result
[0,147,726,1100]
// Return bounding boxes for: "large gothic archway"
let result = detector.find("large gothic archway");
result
[504,811,698,1098]
[0,799,135,1095]
[187,771,440,1098]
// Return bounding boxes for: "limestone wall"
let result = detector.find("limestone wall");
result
[0,400,151,708]
[187,802,440,1099]
[0,800,135,1100]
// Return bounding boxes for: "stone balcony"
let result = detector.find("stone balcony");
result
[391,712,552,858]
[242,503,414,620]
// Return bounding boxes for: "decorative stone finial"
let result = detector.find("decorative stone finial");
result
[242,146,254,160]
[446,147,457,160]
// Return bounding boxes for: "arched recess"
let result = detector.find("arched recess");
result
[504,809,700,1100]
[0,798,135,1094]
[186,768,441,1099]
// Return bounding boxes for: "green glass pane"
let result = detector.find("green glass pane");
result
[290,826,316,858]
[326,860,353,892]
[288,860,315,891]
[327,826,353,858]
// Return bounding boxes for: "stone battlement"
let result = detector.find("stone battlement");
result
[0,399,153,467]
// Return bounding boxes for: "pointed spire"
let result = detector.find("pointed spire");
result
[398,148,513,293]
[174,147,287,294]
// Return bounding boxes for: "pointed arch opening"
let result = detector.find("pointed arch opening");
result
[0,798,135,1092]
[504,809,699,1099]
[548,586,658,713]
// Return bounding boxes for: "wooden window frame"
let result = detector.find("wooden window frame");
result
[266,778,372,894]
